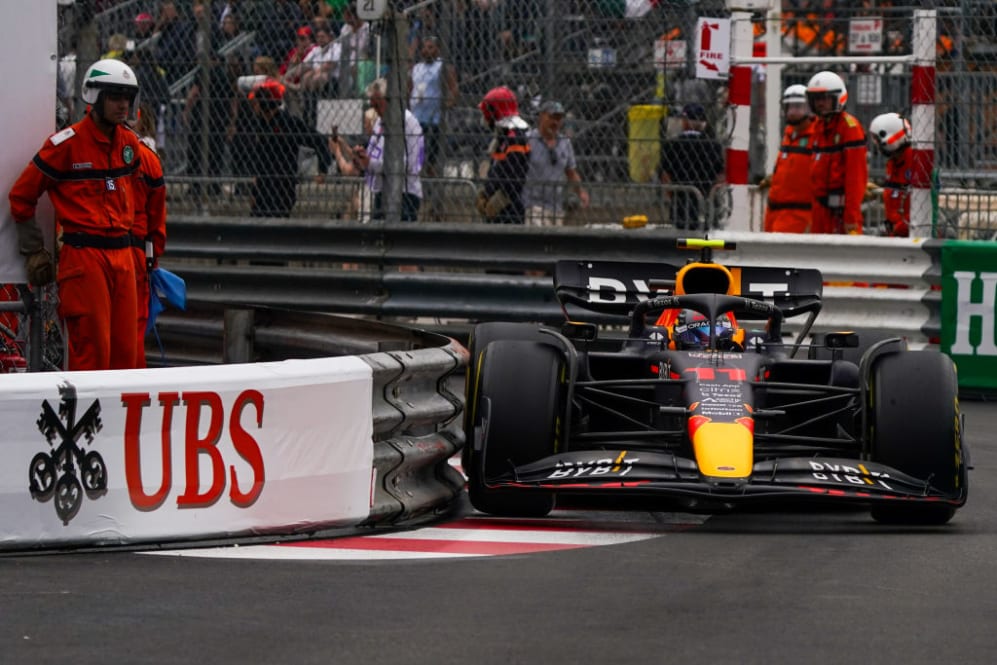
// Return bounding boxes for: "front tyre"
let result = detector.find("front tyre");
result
[463,323,550,468]
[869,351,965,525]
[467,340,562,517]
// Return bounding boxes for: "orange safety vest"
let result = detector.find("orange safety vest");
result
[765,117,815,233]
[810,112,868,234]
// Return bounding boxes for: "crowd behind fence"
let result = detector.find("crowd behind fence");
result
[52,1,997,237]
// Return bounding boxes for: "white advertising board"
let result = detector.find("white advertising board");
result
[0,356,375,548]
[0,0,57,282]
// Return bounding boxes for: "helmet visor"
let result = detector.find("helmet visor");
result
[673,317,733,349]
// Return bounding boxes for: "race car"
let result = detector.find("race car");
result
[463,239,968,525]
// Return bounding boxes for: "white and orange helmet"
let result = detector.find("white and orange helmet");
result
[869,112,911,156]
[806,71,847,115]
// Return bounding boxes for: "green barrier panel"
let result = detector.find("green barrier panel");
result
[941,240,997,389]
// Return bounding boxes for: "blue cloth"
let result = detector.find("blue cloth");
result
[146,268,186,335]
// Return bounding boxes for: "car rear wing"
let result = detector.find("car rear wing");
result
[553,260,824,321]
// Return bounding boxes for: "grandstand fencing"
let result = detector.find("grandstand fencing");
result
[52,1,997,236]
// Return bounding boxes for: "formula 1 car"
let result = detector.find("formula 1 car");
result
[463,239,968,525]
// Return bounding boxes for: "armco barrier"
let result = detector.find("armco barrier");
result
[161,218,941,344]
[1,308,466,552]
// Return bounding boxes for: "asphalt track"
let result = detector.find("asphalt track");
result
[3,399,997,665]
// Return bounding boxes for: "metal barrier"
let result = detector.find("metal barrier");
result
[151,306,467,530]
[160,217,940,344]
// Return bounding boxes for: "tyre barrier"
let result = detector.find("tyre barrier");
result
[0,307,467,552]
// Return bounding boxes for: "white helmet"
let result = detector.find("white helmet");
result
[869,112,911,156]
[806,71,847,115]
[782,84,808,106]
[81,58,139,105]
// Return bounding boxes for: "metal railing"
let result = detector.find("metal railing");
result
[159,217,939,344]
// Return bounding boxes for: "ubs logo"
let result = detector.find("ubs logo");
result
[28,383,107,525]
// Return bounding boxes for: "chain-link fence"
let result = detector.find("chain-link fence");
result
[51,1,997,237]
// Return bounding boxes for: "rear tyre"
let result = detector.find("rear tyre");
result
[869,351,964,525]
[466,340,561,517]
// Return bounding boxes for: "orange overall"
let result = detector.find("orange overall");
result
[883,145,911,237]
[810,111,868,234]
[764,117,815,233]
[9,114,142,370]
[130,139,167,367]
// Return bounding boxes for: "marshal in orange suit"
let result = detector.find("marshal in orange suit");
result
[764,84,816,233]
[806,71,868,235]
[9,59,143,370]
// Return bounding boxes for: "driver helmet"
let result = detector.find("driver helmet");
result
[672,310,737,350]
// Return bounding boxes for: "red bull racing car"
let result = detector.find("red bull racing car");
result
[463,239,968,525]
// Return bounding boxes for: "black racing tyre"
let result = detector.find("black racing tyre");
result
[463,322,550,466]
[466,340,561,517]
[869,351,964,525]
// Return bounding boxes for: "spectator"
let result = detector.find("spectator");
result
[217,1,242,30]
[331,78,425,222]
[299,0,335,23]
[8,59,144,370]
[134,12,155,41]
[126,106,167,367]
[182,50,230,198]
[408,35,458,179]
[229,56,280,190]
[405,4,442,61]
[127,14,170,113]
[338,5,373,95]
[256,0,305,60]
[659,103,725,231]
[452,1,499,95]
[498,0,541,61]
[522,100,589,227]
[220,11,245,49]
[340,107,380,222]
[762,84,816,233]
[869,112,912,237]
[155,0,195,86]
[298,23,340,95]
[806,71,868,234]
[103,33,130,61]
[246,80,332,218]
[476,85,531,224]
[281,25,316,80]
